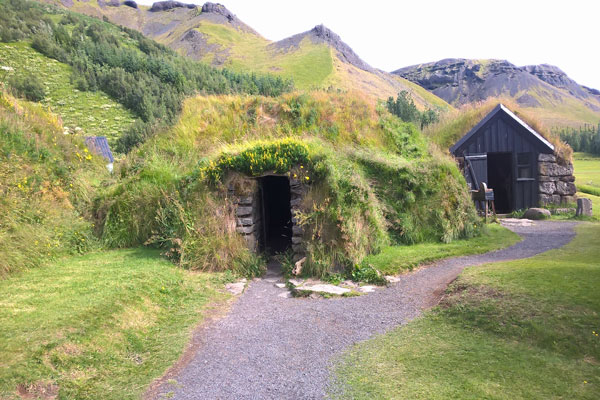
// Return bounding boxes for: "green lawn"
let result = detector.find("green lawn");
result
[0,249,229,399]
[0,42,136,145]
[574,152,600,189]
[364,224,520,276]
[333,223,600,399]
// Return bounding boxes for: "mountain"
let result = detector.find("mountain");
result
[393,58,600,128]
[41,0,450,109]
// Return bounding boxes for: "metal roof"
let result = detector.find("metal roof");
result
[450,104,555,154]
[84,136,114,163]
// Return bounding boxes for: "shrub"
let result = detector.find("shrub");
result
[8,73,45,102]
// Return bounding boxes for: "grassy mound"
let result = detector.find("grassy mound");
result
[0,91,105,276]
[425,98,573,164]
[97,92,480,277]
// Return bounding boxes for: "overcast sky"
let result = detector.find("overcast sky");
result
[136,0,600,89]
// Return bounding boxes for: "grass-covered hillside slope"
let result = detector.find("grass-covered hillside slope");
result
[2,0,292,152]
[0,41,136,144]
[395,58,600,129]
[97,91,478,278]
[42,0,451,109]
[0,91,106,276]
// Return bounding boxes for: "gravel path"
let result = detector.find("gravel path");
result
[152,221,577,400]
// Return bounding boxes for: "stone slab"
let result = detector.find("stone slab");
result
[500,218,533,226]
[297,283,350,296]
[225,279,247,295]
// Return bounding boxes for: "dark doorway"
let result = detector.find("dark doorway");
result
[487,153,513,213]
[259,176,292,254]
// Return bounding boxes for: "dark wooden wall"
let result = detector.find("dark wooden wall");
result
[452,110,552,211]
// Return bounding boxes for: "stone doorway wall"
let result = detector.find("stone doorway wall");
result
[229,175,306,261]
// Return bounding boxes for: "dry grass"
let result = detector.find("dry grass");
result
[425,97,573,163]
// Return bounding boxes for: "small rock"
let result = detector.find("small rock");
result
[274,283,286,289]
[225,280,246,295]
[292,257,306,276]
[341,280,358,288]
[358,285,376,293]
[523,208,551,220]
[576,197,593,217]
[288,278,304,287]
[385,276,401,283]
[551,208,575,215]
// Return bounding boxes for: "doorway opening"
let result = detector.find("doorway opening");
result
[259,176,293,254]
[487,152,513,213]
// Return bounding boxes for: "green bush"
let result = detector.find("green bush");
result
[578,184,600,197]
[8,74,45,102]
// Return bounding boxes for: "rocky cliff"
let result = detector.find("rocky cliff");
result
[393,58,600,127]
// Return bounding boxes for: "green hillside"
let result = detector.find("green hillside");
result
[0,41,136,144]
[42,0,452,110]
[192,22,334,89]
[1,0,293,152]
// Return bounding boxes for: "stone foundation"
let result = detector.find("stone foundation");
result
[538,153,576,206]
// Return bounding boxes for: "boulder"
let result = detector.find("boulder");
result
[561,195,577,205]
[235,226,253,235]
[523,208,551,220]
[538,162,573,177]
[235,206,252,217]
[560,175,576,182]
[538,153,557,162]
[576,198,593,217]
[539,194,560,206]
[538,181,556,195]
[555,181,577,196]
[123,0,137,8]
[538,175,558,182]
[201,2,235,20]
[149,1,197,12]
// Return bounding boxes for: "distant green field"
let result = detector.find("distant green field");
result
[0,42,136,145]
[574,152,600,188]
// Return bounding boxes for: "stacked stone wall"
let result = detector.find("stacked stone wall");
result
[229,181,261,252]
[230,175,307,260]
[538,153,576,206]
[289,178,307,262]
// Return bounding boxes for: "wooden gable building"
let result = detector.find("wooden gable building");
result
[451,104,575,213]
